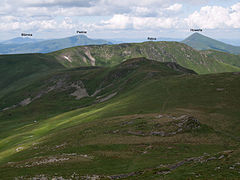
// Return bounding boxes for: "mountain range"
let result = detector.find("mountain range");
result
[1,33,240,56]
[1,37,44,44]
[107,37,182,44]
[0,35,111,54]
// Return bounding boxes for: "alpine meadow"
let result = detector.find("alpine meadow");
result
[0,0,240,179]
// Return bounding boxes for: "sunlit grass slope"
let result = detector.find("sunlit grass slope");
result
[0,58,192,138]
[0,58,240,179]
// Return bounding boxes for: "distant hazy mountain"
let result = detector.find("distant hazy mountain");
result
[0,35,112,54]
[157,37,182,42]
[1,37,44,44]
[108,37,182,44]
[182,33,240,55]
[219,39,240,46]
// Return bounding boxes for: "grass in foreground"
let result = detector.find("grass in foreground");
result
[0,67,240,179]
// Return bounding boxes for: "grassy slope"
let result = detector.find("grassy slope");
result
[0,58,190,137]
[51,41,240,74]
[0,59,240,179]
[182,33,240,55]
[0,53,64,99]
[201,50,240,67]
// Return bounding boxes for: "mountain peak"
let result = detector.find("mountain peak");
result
[73,34,88,38]
[190,32,201,36]
[182,33,240,54]
[68,34,89,40]
[184,33,209,41]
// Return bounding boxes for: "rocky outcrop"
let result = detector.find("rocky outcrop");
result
[119,115,201,137]
[70,81,89,100]
[84,47,96,66]
[1,77,90,111]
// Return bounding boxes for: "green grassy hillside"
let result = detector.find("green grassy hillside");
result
[0,58,240,179]
[0,58,194,140]
[182,33,240,55]
[0,53,64,99]
[51,41,240,74]
[201,50,240,67]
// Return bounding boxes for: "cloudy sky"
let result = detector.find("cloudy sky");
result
[0,0,240,41]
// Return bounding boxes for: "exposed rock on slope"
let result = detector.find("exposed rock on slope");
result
[0,57,196,112]
[51,41,240,74]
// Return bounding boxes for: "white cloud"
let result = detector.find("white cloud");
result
[0,16,76,32]
[93,14,180,30]
[232,2,240,11]
[166,3,183,12]
[0,0,176,17]
[0,0,239,35]
[100,15,132,29]
[60,17,77,29]
[0,0,185,32]
[186,4,240,29]
[131,7,154,17]
[11,0,97,8]
[98,0,165,7]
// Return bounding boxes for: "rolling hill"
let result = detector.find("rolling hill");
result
[0,53,64,99]
[51,41,240,74]
[0,35,112,54]
[182,33,240,55]
[0,57,240,179]
[1,40,239,104]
